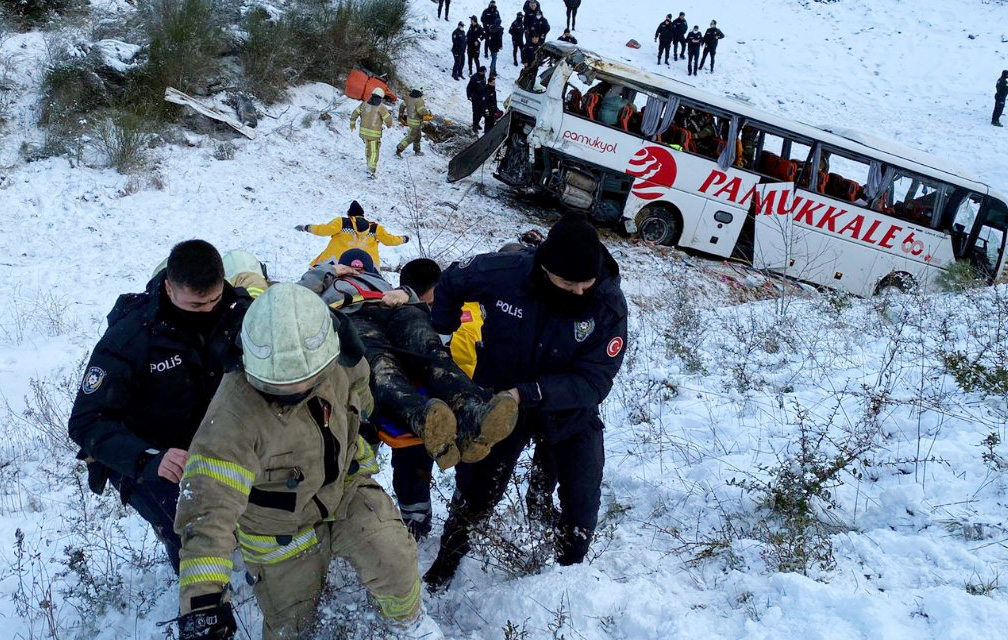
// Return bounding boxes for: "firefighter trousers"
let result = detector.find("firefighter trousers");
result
[243,480,420,640]
[361,135,382,173]
[397,125,422,154]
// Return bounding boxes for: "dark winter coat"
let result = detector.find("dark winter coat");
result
[564,0,581,9]
[558,33,578,45]
[685,30,703,51]
[655,20,675,44]
[481,6,501,30]
[703,27,725,50]
[68,272,251,491]
[521,39,541,64]
[522,0,541,22]
[671,17,688,39]
[466,24,485,52]
[452,27,466,54]
[467,74,487,110]
[487,23,504,51]
[997,75,1008,101]
[509,16,525,42]
[431,247,628,443]
[527,15,550,40]
[485,84,499,114]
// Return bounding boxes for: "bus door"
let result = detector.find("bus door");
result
[751,181,796,273]
[954,194,1008,282]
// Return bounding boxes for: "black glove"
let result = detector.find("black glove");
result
[178,604,236,640]
[402,235,410,243]
[295,224,309,232]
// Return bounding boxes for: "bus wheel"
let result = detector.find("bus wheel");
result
[635,205,682,246]
[874,272,916,296]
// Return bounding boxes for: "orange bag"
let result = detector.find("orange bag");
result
[344,70,398,103]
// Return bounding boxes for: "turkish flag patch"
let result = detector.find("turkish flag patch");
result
[606,337,624,358]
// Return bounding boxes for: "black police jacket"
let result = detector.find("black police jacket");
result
[509,18,525,41]
[671,17,688,38]
[431,247,628,443]
[452,28,466,54]
[703,27,724,49]
[655,21,675,44]
[68,272,251,490]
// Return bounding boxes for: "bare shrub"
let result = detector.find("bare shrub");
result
[1,0,85,30]
[240,6,298,104]
[93,113,151,172]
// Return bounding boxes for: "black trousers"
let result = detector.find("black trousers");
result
[438,0,449,20]
[467,47,480,75]
[452,52,464,78]
[471,104,485,131]
[566,7,578,30]
[700,46,717,71]
[687,46,700,75]
[512,38,522,64]
[673,35,686,59]
[657,41,671,64]
[352,305,488,430]
[994,98,1006,124]
[435,415,605,567]
[108,470,181,573]
[391,444,435,539]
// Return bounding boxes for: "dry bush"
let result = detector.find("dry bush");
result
[92,113,151,172]
[1,0,85,30]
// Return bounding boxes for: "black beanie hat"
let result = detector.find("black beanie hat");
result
[538,214,602,282]
[348,200,364,217]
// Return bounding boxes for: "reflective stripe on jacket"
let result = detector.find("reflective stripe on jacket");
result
[350,102,391,140]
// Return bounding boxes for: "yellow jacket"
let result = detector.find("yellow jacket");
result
[350,101,392,140]
[450,302,484,379]
[307,216,407,268]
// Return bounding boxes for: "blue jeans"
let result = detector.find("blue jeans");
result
[489,50,498,77]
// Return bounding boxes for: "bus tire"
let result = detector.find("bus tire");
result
[635,205,682,246]
[874,272,916,296]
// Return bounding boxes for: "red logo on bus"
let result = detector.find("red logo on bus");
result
[626,146,677,200]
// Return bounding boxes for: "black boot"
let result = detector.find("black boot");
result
[424,516,471,593]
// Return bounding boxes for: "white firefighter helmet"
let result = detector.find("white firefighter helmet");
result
[222,249,263,283]
[371,87,385,99]
[151,256,168,279]
[241,283,340,395]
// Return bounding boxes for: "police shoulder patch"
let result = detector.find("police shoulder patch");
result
[574,318,595,343]
[82,366,106,395]
[458,255,475,269]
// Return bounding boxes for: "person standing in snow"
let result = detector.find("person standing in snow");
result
[993,70,1008,127]
[685,25,703,76]
[698,20,725,73]
[558,28,577,45]
[528,10,550,41]
[522,32,543,69]
[349,87,393,177]
[509,12,525,66]
[396,86,431,157]
[481,0,501,57]
[655,14,675,66]
[486,12,504,77]
[422,214,629,593]
[671,11,688,61]
[522,0,541,25]
[484,74,500,130]
[295,200,408,270]
[68,240,252,574]
[466,15,485,77]
[438,0,450,22]
[451,21,466,80]
[467,66,488,133]
[564,0,580,31]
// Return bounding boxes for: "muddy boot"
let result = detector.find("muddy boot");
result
[454,392,519,463]
[410,399,461,470]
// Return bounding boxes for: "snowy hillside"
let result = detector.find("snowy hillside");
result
[2,1,1008,639]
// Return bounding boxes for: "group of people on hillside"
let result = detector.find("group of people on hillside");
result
[347,85,432,177]
[655,12,724,75]
[68,203,627,640]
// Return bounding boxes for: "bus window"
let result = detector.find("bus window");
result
[678,107,723,160]
[819,149,870,204]
[598,84,633,127]
[753,130,787,178]
[789,140,814,189]
[972,198,1008,279]
[950,192,983,257]
[517,50,558,94]
[887,170,947,228]
[563,73,593,117]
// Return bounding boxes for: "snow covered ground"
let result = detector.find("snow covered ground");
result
[2,0,1008,638]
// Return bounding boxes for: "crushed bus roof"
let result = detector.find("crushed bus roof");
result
[544,42,992,194]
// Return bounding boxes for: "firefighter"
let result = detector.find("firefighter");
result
[173,283,444,640]
[222,249,269,298]
[655,14,674,66]
[466,16,484,77]
[481,0,501,57]
[466,66,488,134]
[396,86,431,157]
[451,21,466,80]
[68,240,252,574]
[685,25,703,76]
[993,70,1008,127]
[558,28,577,45]
[671,12,688,61]
[564,0,580,31]
[699,20,725,73]
[349,87,393,177]
[295,199,408,270]
[423,214,629,592]
[438,0,449,21]
[509,12,524,66]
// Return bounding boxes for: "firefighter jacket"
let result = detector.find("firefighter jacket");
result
[350,101,391,141]
[399,95,430,128]
[431,246,628,443]
[306,216,406,268]
[175,359,376,613]
[68,272,250,492]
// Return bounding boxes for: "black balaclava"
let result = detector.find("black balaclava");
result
[533,214,602,316]
[161,283,224,335]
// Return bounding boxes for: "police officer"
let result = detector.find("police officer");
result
[509,12,524,66]
[558,28,577,45]
[655,14,674,66]
[481,0,501,57]
[466,16,484,77]
[173,283,444,640]
[564,0,580,31]
[396,86,431,157]
[423,214,629,592]
[68,240,251,574]
[699,20,725,73]
[438,0,450,21]
[685,25,703,76]
[349,87,393,177]
[671,12,688,61]
[451,21,466,80]
[466,66,488,133]
[993,70,1008,127]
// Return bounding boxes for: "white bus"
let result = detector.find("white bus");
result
[450,43,1008,296]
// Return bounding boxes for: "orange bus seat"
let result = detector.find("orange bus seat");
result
[583,93,600,120]
[565,87,583,114]
[617,104,635,132]
[759,151,781,175]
